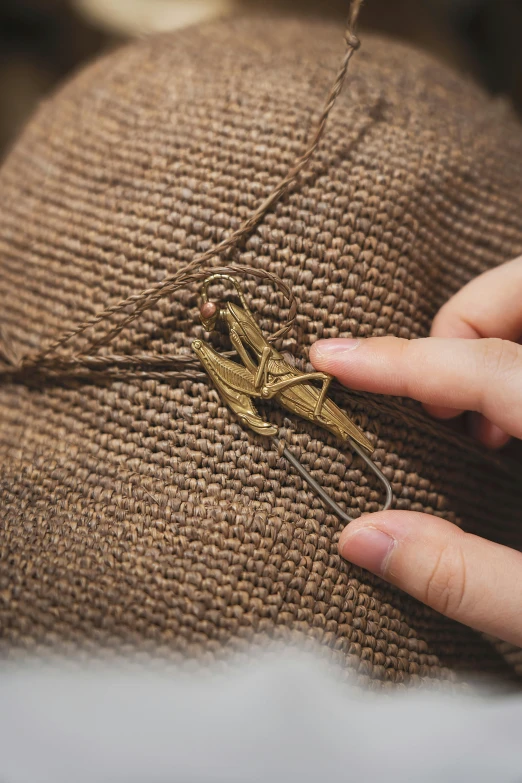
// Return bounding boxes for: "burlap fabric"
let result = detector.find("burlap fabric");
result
[1,15,522,687]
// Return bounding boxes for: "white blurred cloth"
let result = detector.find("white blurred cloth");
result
[1,648,522,782]
[73,0,237,36]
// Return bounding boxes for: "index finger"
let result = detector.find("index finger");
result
[310,336,522,440]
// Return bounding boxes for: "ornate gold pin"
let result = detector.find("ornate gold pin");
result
[192,275,393,522]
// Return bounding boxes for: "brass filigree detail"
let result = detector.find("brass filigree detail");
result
[192,274,373,454]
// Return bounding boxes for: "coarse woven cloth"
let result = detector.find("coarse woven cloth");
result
[1,15,522,688]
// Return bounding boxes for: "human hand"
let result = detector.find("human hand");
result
[310,256,522,646]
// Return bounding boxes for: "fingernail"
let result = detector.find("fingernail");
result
[339,527,395,576]
[312,338,360,358]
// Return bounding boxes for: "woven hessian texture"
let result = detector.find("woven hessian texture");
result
[1,16,522,688]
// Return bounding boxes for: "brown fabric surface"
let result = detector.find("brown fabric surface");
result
[1,15,522,687]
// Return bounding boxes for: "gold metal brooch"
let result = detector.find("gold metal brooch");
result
[192,274,392,521]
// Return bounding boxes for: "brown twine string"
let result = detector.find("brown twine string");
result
[0,0,362,377]
[2,350,518,478]
[5,0,362,370]
[0,0,518,479]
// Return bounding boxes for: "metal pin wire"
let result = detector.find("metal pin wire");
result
[272,436,393,524]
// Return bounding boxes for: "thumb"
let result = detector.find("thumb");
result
[339,511,522,647]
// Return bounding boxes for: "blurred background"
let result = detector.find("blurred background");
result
[1,0,522,160]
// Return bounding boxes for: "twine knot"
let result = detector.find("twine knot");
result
[345,31,361,50]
